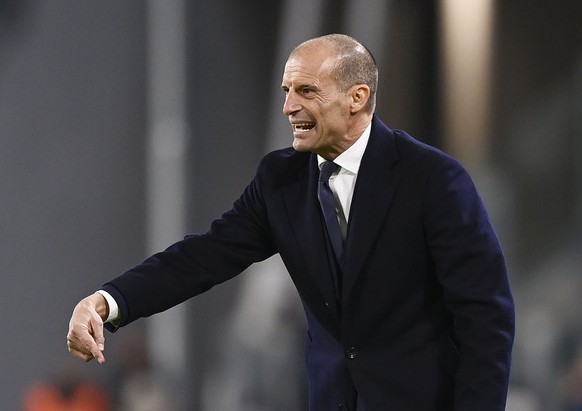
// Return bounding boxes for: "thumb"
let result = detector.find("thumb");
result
[94,328,105,352]
[89,315,106,364]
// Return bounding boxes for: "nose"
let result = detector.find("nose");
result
[282,90,301,116]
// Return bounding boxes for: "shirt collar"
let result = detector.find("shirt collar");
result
[317,121,372,174]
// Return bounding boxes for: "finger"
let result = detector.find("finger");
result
[86,337,106,364]
[92,319,106,352]
[67,342,95,362]
[77,318,106,364]
[66,337,95,362]
[89,318,106,364]
[73,331,105,364]
[67,322,105,364]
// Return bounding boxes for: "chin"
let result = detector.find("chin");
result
[292,140,310,152]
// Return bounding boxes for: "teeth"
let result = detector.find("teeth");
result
[294,122,315,131]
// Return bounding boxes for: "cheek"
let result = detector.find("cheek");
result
[321,109,345,129]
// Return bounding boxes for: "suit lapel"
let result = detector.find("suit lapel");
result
[342,117,402,299]
[276,118,401,332]
[280,154,341,325]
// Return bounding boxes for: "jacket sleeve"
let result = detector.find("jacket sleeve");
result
[103,157,277,329]
[422,154,515,411]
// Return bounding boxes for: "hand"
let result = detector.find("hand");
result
[66,292,109,364]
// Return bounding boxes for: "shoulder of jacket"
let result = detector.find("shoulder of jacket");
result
[260,147,311,171]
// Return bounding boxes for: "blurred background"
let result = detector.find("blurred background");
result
[1,0,581,410]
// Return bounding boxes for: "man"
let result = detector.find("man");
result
[67,34,515,410]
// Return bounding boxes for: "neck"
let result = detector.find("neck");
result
[319,114,372,161]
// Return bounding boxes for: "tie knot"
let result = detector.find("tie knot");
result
[319,161,339,182]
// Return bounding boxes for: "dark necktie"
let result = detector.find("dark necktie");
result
[318,161,343,261]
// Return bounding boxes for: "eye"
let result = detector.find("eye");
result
[300,88,316,97]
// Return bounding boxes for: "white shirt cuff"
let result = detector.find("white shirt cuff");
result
[96,290,120,323]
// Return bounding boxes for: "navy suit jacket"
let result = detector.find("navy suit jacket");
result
[104,116,515,410]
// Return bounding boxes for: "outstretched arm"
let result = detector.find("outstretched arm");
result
[66,292,109,364]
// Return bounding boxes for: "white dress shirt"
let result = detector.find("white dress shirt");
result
[317,122,371,239]
[101,121,372,323]
[97,289,119,323]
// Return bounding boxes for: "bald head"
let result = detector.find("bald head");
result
[290,34,378,113]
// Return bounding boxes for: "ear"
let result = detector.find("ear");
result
[349,84,371,113]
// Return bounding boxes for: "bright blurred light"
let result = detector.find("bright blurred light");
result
[440,0,493,168]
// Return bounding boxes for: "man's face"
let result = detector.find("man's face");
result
[281,47,352,159]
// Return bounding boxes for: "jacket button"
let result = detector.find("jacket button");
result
[338,403,348,411]
[345,347,359,359]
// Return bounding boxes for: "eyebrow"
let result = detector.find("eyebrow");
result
[281,81,318,91]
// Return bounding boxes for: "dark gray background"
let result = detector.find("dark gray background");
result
[1,1,581,410]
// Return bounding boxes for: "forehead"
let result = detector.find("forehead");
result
[282,47,337,85]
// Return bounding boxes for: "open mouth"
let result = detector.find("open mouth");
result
[292,122,316,132]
